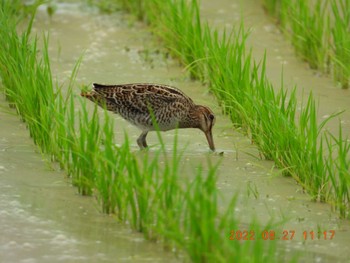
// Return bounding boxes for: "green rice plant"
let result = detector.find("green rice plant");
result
[262,0,288,30]
[288,0,330,71]
[262,0,288,28]
[51,78,96,193]
[205,25,253,129]
[248,74,298,167]
[331,0,350,89]
[69,101,102,195]
[264,0,350,88]
[325,123,350,217]
[51,57,82,166]
[293,95,326,198]
[180,164,224,262]
[0,0,42,21]
[56,94,79,177]
[152,0,207,80]
[124,122,185,239]
[153,168,185,246]
[54,92,104,196]
[157,162,285,262]
[147,145,281,261]
[0,1,55,153]
[0,0,104,197]
[124,149,158,233]
[51,89,70,166]
[95,131,130,216]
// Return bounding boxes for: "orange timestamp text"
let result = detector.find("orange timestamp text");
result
[229,230,335,241]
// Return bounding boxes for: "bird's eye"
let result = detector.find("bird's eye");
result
[208,114,215,121]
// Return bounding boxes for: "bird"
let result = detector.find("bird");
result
[81,83,216,151]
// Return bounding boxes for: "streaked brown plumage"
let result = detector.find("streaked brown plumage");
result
[81,83,216,151]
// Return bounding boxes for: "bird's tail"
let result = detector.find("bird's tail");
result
[80,90,95,98]
[81,90,97,100]
[81,90,105,105]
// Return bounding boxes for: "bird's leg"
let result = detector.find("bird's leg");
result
[137,131,148,149]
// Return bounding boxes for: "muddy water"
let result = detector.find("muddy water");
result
[1,1,349,262]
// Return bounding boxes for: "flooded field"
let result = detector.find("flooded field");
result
[1,1,349,262]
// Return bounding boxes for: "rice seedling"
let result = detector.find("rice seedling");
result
[51,55,82,166]
[179,164,230,262]
[72,102,101,195]
[0,1,55,153]
[325,123,350,217]
[124,150,159,233]
[331,0,350,89]
[160,165,287,262]
[263,0,350,88]
[51,89,71,167]
[262,0,289,30]
[154,0,207,80]
[204,25,253,129]
[0,0,100,195]
[287,0,330,71]
[94,112,126,215]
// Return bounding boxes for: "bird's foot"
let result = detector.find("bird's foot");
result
[137,138,148,150]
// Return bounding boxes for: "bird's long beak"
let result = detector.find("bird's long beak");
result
[205,130,215,151]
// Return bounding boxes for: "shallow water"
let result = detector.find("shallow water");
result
[1,1,350,262]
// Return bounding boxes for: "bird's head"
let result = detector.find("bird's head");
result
[193,105,216,151]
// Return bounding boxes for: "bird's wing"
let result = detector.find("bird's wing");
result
[92,83,194,113]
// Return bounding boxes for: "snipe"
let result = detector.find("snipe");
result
[81,83,216,151]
